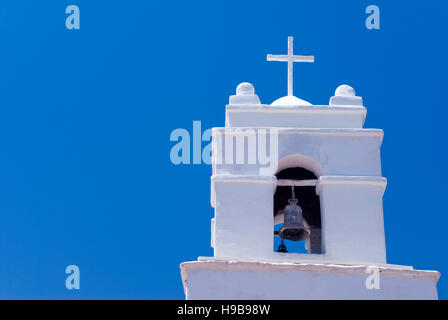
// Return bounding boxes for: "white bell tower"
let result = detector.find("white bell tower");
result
[180,37,440,300]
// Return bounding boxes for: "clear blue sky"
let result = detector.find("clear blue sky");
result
[0,1,446,299]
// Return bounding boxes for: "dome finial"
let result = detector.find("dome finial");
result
[229,82,260,105]
[330,84,363,106]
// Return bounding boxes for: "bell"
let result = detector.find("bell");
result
[279,198,310,241]
[277,238,288,253]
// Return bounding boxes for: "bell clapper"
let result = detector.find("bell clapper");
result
[277,238,288,253]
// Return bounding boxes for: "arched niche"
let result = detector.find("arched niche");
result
[274,154,323,254]
[275,154,322,177]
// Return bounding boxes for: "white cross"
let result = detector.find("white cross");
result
[267,36,314,97]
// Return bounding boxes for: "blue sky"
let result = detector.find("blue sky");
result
[0,1,446,299]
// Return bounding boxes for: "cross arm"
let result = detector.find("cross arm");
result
[267,54,315,63]
[292,55,315,63]
[267,54,289,62]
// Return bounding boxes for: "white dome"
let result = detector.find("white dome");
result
[335,85,355,97]
[236,82,255,95]
[271,95,311,106]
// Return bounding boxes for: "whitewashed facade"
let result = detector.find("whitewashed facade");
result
[180,39,440,299]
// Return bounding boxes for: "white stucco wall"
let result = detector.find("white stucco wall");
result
[181,261,440,300]
[212,176,275,259]
[183,82,440,300]
[226,105,366,129]
[212,128,383,177]
[317,176,387,264]
[211,175,388,265]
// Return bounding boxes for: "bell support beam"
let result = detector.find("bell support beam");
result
[276,179,317,187]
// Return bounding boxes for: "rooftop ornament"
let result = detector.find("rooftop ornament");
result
[267,36,314,106]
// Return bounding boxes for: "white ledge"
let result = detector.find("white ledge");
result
[210,175,276,208]
[226,104,366,113]
[181,259,440,284]
[316,176,387,195]
[213,127,383,140]
[225,104,368,129]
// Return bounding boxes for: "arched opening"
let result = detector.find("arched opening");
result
[274,167,323,254]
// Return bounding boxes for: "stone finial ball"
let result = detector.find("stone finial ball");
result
[236,82,255,95]
[335,85,356,97]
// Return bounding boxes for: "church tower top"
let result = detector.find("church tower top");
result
[226,37,366,128]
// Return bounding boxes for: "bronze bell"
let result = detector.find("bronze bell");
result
[279,198,310,241]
